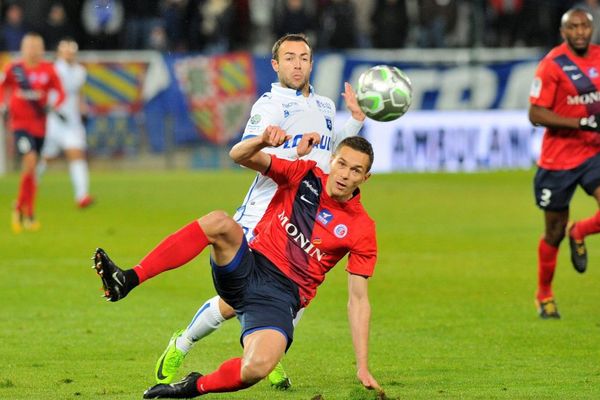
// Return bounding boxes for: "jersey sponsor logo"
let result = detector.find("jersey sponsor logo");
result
[317,209,333,226]
[571,73,583,80]
[530,77,542,98]
[333,224,348,238]
[316,99,332,111]
[278,210,325,261]
[562,65,577,71]
[284,110,290,118]
[283,134,332,151]
[282,102,297,108]
[567,91,600,105]
[17,89,42,100]
[302,179,319,196]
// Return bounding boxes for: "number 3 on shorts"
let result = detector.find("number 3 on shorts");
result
[539,188,552,208]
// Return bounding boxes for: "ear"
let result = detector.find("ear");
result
[271,58,279,73]
[363,172,372,183]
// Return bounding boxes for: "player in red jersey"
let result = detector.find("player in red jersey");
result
[529,8,600,318]
[92,132,382,398]
[0,32,65,232]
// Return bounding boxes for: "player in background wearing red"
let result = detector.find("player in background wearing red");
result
[1,32,65,232]
[93,133,382,398]
[529,8,600,318]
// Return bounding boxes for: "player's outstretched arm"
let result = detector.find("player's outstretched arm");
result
[347,273,381,391]
[229,125,290,173]
[529,104,580,130]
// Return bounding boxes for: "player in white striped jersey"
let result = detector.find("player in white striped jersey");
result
[39,38,94,208]
[154,33,366,388]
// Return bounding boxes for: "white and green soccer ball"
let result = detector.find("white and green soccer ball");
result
[356,65,412,122]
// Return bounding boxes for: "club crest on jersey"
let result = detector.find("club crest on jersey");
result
[325,116,332,131]
[317,209,333,226]
[589,67,599,78]
[334,224,348,238]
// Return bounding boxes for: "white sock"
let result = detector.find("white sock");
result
[69,159,89,201]
[176,295,225,353]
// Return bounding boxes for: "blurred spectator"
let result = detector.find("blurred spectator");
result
[81,0,124,49]
[485,0,523,47]
[1,3,29,51]
[417,0,458,48]
[371,0,408,49]
[187,0,234,53]
[318,0,357,49]
[229,0,250,50]
[578,0,600,43]
[273,0,314,39]
[352,0,375,48]
[161,0,188,51]
[123,0,162,49]
[249,0,275,52]
[42,3,76,50]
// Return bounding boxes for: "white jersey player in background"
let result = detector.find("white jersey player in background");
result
[39,37,94,208]
[154,33,367,388]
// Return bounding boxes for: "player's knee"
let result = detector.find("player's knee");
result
[545,226,565,246]
[240,355,274,384]
[199,211,236,235]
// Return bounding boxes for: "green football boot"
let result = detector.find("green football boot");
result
[268,362,291,390]
[155,329,187,384]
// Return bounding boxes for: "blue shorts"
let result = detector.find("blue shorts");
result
[534,152,600,211]
[211,238,301,351]
[14,130,44,155]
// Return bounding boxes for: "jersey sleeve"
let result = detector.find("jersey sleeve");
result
[333,116,363,149]
[346,220,377,277]
[529,57,560,108]
[242,94,283,140]
[264,154,315,187]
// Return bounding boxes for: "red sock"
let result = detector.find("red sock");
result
[133,221,209,283]
[537,238,558,300]
[196,358,251,394]
[571,211,600,240]
[26,173,37,217]
[16,172,34,215]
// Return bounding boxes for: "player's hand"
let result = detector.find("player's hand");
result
[579,114,600,132]
[297,132,320,157]
[261,125,290,147]
[357,367,381,391]
[342,82,366,122]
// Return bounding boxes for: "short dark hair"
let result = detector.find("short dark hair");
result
[335,136,374,172]
[271,33,312,61]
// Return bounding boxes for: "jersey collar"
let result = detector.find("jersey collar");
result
[271,82,314,98]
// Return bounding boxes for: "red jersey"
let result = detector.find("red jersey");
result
[0,60,65,137]
[529,43,600,170]
[249,155,377,307]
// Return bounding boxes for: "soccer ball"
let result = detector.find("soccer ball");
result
[356,65,412,122]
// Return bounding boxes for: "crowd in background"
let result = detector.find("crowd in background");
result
[0,0,598,53]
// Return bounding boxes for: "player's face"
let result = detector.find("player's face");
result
[58,40,78,63]
[327,146,371,201]
[21,36,44,65]
[561,11,593,56]
[272,40,312,94]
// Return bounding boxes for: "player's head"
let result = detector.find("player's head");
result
[560,7,593,56]
[271,33,313,94]
[21,32,45,65]
[327,137,374,201]
[57,37,79,63]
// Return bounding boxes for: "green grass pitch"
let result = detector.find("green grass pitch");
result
[1,169,599,399]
